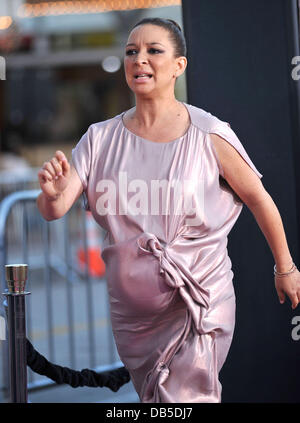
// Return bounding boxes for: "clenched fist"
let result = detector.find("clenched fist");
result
[38,150,71,200]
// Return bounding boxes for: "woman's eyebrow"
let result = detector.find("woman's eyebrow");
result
[126,42,165,47]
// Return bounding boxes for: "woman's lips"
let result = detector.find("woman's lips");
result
[134,75,153,83]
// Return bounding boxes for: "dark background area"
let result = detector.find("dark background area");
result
[182,0,300,402]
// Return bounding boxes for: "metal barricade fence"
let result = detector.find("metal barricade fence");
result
[0,168,41,201]
[0,190,121,402]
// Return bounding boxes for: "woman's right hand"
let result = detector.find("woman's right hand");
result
[38,150,71,200]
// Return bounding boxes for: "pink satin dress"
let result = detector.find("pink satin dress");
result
[72,103,263,403]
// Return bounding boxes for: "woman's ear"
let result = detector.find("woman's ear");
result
[174,56,187,78]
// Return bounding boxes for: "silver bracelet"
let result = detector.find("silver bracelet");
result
[274,262,297,277]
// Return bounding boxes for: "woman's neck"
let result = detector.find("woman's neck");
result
[133,95,182,128]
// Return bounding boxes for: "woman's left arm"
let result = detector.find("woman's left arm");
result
[211,133,300,309]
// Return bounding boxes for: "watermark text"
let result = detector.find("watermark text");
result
[0,56,6,80]
[291,316,300,341]
[95,172,205,227]
[291,56,300,81]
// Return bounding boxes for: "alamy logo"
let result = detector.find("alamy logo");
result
[291,316,300,341]
[95,172,205,227]
[0,56,6,80]
[291,56,300,81]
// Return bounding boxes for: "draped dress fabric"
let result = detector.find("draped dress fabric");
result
[72,103,263,403]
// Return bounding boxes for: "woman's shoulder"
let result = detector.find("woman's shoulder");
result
[185,103,230,133]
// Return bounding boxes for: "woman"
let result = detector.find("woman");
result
[37,18,300,403]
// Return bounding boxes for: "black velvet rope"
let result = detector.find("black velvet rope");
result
[26,338,131,392]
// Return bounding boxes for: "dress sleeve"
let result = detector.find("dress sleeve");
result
[71,126,92,210]
[209,120,263,179]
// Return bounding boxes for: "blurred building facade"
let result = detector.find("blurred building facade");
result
[0,0,186,169]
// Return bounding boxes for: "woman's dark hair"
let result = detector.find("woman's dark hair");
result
[131,17,187,58]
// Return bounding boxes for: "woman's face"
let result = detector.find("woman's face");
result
[124,24,186,98]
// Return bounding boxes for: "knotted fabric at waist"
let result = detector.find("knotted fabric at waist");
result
[136,232,210,316]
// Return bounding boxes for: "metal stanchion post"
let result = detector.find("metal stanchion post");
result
[2,264,30,403]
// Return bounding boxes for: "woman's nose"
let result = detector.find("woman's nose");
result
[134,52,148,64]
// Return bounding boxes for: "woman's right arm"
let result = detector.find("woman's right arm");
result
[37,150,83,221]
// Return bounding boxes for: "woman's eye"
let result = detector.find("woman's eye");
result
[125,48,163,56]
[125,49,137,56]
[148,48,163,54]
